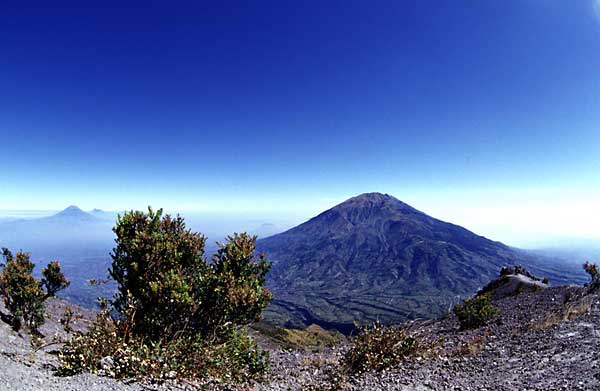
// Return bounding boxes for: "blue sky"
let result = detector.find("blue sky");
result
[1,1,600,245]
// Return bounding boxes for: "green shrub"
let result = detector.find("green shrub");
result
[60,306,75,333]
[0,249,45,331]
[109,208,209,340]
[0,249,70,332]
[583,262,599,290]
[60,207,272,383]
[59,309,268,382]
[212,326,270,379]
[343,322,418,374]
[42,261,70,298]
[453,293,499,330]
[200,232,272,333]
[109,208,271,340]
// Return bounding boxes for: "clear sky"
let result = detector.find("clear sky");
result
[1,1,600,246]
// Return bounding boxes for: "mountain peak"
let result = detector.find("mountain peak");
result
[347,192,394,202]
[63,205,83,213]
[257,191,545,329]
[344,192,408,206]
[335,192,412,208]
[329,192,418,222]
[52,205,98,220]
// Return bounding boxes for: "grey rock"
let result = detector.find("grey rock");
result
[99,357,114,371]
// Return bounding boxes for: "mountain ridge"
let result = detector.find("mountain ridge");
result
[48,205,101,222]
[0,205,114,256]
[258,192,584,330]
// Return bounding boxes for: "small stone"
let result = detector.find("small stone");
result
[99,356,114,371]
[166,370,177,379]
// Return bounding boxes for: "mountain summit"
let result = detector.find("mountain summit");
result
[258,193,580,330]
[52,206,99,221]
[56,205,85,215]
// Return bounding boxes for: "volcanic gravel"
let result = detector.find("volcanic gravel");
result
[1,287,598,391]
[253,286,600,391]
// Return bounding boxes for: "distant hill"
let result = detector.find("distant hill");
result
[251,223,285,239]
[47,205,103,222]
[258,192,585,331]
[0,206,117,309]
[0,206,114,251]
[88,208,119,221]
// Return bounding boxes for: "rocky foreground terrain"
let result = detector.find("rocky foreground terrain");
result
[0,299,142,391]
[0,278,598,391]
[257,283,599,391]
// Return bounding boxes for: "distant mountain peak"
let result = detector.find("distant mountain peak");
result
[91,208,104,213]
[64,205,83,212]
[53,205,99,220]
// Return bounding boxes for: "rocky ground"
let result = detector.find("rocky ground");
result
[0,299,148,391]
[1,281,598,390]
[254,283,600,391]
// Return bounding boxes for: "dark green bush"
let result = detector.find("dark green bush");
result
[0,249,68,331]
[109,208,209,340]
[42,261,70,298]
[60,207,272,383]
[0,250,44,331]
[583,262,599,290]
[108,208,271,340]
[343,322,418,374]
[453,293,499,330]
[200,232,272,333]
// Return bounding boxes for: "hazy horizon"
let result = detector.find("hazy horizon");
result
[2,1,600,249]
[2,187,600,250]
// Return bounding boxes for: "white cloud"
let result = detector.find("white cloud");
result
[594,0,600,25]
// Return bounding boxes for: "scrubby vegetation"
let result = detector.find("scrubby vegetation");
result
[59,310,269,381]
[453,293,499,330]
[343,322,418,374]
[59,207,272,384]
[583,262,599,290]
[300,322,419,389]
[0,248,69,332]
[251,323,341,350]
[42,260,70,298]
